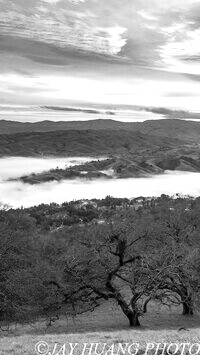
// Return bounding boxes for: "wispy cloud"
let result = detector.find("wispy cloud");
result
[41,0,62,3]
[1,0,200,68]
[0,0,128,62]
[1,0,200,109]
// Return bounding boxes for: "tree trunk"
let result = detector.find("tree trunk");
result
[143,297,151,314]
[106,280,140,327]
[181,292,193,315]
[128,311,140,327]
[116,297,141,327]
[182,299,193,315]
[105,279,141,327]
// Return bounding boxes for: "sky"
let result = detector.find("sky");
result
[1,0,200,110]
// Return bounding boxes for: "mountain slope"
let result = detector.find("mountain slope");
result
[0,129,182,157]
[0,119,200,143]
[138,119,200,142]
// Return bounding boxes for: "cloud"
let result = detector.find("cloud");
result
[0,1,184,68]
[69,0,87,3]
[153,1,200,74]
[0,1,128,63]
[41,0,61,3]
[1,0,200,109]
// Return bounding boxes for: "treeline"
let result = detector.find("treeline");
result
[1,195,200,328]
[21,196,154,230]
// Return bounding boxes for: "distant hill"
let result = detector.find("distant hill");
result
[2,119,200,179]
[0,119,200,143]
[137,119,200,142]
[0,119,131,134]
[0,129,182,157]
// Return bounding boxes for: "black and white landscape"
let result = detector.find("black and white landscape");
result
[1,0,200,354]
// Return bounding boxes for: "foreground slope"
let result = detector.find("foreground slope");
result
[1,302,200,355]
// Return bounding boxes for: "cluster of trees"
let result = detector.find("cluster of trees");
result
[22,201,99,230]
[21,197,138,230]
[59,198,200,326]
[0,209,67,326]
[1,195,200,328]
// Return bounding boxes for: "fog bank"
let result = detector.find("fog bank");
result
[1,168,200,208]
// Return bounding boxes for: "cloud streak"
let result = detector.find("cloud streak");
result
[1,0,200,68]
[1,0,200,109]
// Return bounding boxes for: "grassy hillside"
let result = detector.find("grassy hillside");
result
[0,302,200,355]
[0,118,134,134]
[138,119,200,142]
[1,119,200,142]
[1,197,200,354]
[18,151,200,184]
[0,129,181,157]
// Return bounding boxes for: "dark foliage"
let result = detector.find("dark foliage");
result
[1,195,200,327]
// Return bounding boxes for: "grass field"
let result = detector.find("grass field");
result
[0,301,200,355]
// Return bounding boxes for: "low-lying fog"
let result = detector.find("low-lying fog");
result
[1,157,200,208]
[0,157,100,180]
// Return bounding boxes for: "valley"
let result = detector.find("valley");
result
[1,118,200,184]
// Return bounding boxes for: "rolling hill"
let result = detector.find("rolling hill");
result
[0,119,200,143]
[1,119,200,181]
[0,129,182,157]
